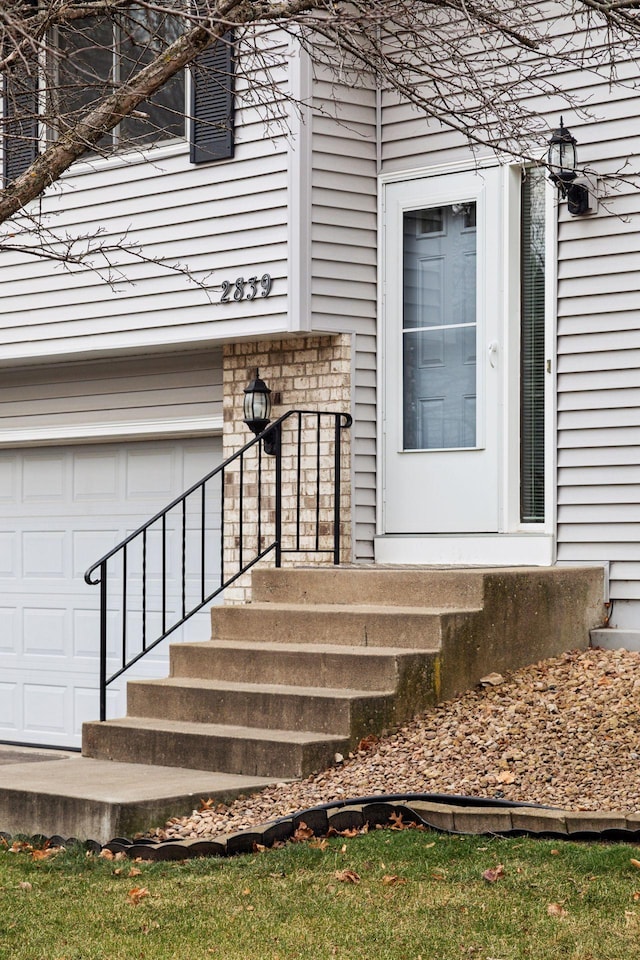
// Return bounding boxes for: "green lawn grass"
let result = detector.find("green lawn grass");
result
[1,829,640,959]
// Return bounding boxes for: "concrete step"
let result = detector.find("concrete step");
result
[590,628,640,652]
[126,676,395,738]
[169,639,437,693]
[210,602,477,648]
[252,566,487,607]
[0,748,277,844]
[83,717,349,779]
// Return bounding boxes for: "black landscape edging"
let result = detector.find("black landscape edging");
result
[4,792,640,859]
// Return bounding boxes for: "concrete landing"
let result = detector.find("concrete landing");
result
[0,746,277,843]
[591,628,640,652]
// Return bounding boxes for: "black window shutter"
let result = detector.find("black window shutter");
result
[190,30,234,164]
[3,67,39,183]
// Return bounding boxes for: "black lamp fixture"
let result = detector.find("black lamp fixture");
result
[243,371,278,454]
[547,118,592,216]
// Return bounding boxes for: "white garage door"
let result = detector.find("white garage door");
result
[0,436,222,749]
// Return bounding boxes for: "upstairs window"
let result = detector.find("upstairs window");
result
[3,10,234,182]
[56,8,186,151]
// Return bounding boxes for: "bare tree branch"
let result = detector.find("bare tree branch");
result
[1,0,640,269]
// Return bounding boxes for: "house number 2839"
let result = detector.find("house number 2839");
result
[220,273,272,303]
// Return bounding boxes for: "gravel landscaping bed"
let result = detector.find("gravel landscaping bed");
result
[153,646,640,841]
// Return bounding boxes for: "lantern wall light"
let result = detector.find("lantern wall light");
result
[243,371,279,455]
[547,118,597,216]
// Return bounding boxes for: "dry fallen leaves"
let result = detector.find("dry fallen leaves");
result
[292,822,314,842]
[479,673,505,686]
[31,847,62,861]
[327,825,366,839]
[127,886,150,906]
[18,881,32,892]
[99,849,127,862]
[482,864,505,883]
[547,903,568,918]
[9,841,32,854]
[382,875,407,886]
[309,838,328,851]
[334,869,361,884]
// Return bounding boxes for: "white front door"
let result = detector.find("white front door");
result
[382,168,504,534]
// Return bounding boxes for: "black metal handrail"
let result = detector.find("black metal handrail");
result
[85,409,352,720]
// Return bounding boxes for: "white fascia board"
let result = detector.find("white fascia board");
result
[0,415,223,448]
[0,316,293,367]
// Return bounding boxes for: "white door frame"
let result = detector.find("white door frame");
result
[376,160,557,565]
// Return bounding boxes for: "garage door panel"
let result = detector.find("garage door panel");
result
[0,458,17,499]
[72,529,129,577]
[0,608,17,653]
[23,607,69,656]
[73,451,119,500]
[22,454,67,501]
[23,683,68,736]
[0,681,19,733]
[0,436,221,748]
[0,531,18,575]
[23,531,69,579]
[126,449,179,500]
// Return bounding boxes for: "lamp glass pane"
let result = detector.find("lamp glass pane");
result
[244,390,269,422]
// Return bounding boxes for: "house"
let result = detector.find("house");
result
[0,7,635,751]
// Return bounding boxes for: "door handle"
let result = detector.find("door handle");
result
[488,341,498,368]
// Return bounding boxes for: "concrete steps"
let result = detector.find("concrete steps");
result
[209,602,465,648]
[83,716,349,779]
[169,639,436,694]
[251,567,487,608]
[83,564,605,782]
[126,676,397,738]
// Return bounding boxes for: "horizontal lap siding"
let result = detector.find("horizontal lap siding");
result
[311,78,378,559]
[0,349,222,440]
[555,104,640,620]
[0,49,291,360]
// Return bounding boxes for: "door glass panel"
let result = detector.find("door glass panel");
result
[402,202,477,450]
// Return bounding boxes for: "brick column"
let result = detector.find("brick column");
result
[222,334,352,602]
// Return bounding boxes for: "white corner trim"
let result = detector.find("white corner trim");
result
[287,39,312,334]
[0,416,223,448]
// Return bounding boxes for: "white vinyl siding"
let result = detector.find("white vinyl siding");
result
[0,349,222,444]
[556,180,640,624]
[311,76,378,559]
[545,82,640,624]
[0,42,291,362]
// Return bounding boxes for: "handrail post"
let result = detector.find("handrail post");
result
[333,414,341,565]
[99,561,108,722]
[274,423,282,567]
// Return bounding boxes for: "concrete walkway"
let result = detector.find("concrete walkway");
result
[0,745,277,843]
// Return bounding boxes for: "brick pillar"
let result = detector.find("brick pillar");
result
[222,334,352,602]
